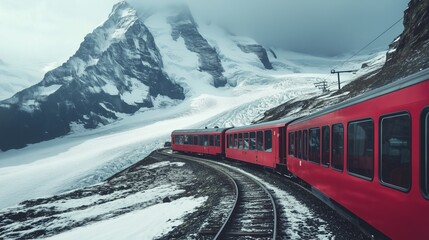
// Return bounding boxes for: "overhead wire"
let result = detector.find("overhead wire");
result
[315,16,404,92]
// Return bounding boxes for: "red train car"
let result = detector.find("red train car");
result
[286,69,429,239]
[171,128,230,157]
[225,118,295,168]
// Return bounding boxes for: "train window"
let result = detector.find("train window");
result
[203,135,208,146]
[303,130,308,160]
[234,134,238,149]
[250,132,256,150]
[184,135,189,145]
[179,135,184,144]
[332,124,344,171]
[265,130,272,152]
[425,110,429,196]
[238,133,243,149]
[257,131,264,151]
[194,136,198,146]
[209,135,214,146]
[322,126,330,166]
[244,132,249,150]
[188,135,193,145]
[174,136,179,145]
[215,135,220,147]
[348,119,374,180]
[293,131,299,157]
[297,131,302,159]
[309,127,320,163]
[380,113,411,190]
[199,135,204,146]
[288,132,295,156]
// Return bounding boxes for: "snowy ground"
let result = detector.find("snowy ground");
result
[0,47,384,239]
[0,49,386,211]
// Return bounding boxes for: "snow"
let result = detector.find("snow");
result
[38,84,62,96]
[0,44,386,211]
[142,161,186,169]
[42,196,207,240]
[120,77,150,105]
[0,9,388,238]
[216,161,334,239]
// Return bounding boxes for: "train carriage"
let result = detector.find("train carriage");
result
[286,69,429,239]
[225,118,295,168]
[171,127,230,157]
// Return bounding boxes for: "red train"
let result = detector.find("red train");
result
[171,68,429,239]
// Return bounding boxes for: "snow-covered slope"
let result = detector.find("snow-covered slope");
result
[0,1,276,151]
[0,47,386,210]
[0,0,388,210]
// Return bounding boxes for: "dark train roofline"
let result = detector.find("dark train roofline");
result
[291,67,429,125]
[226,117,298,133]
[172,127,232,134]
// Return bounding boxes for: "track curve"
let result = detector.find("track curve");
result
[160,150,277,240]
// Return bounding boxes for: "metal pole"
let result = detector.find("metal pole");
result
[337,72,341,90]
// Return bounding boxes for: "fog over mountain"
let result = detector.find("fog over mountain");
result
[0,0,407,72]
[180,0,408,56]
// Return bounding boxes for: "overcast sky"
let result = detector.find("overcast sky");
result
[0,0,408,74]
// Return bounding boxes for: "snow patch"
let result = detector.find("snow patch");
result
[120,78,149,105]
[142,161,186,170]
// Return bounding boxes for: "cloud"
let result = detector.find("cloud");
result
[0,0,408,72]
[183,0,408,56]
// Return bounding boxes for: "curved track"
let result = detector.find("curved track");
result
[160,150,277,240]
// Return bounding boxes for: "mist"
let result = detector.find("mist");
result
[128,0,408,56]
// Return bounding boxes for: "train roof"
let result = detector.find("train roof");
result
[291,67,429,125]
[172,127,231,134]
[226,117,298,132]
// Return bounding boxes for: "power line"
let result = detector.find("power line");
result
[315,16,404,92]
[335,16,404,69]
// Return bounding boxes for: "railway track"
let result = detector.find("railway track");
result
[159,150,277,240]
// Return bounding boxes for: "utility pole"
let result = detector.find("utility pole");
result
[314,80,329,93]
[331,69,358,90]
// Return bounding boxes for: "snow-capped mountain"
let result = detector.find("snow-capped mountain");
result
[0,59,40,101]
[0,1,274,151]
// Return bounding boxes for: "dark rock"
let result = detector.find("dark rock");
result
[238,44,273,69]
[0,2,184,151]
[167,5,227,87]
[163,196,172,203]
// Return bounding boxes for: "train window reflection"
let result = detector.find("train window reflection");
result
[265,130,272,152]
[257,131,264,151]
[309,128,320,163]
[303,130,308,160]
[209,135,214,146]
[215,135,220,147]
[234,134,238,149]
[238,133,243,149]
[348,119,374,180]
[250,132,256,150]
[426,112,429,195]
[322,126,330,166]
[288,132,295,156]
[297,131,302,159]
[424,111,429,196]
[380,113,411,190]
[244,132,249,150]
[332,124,344,170]
[204,135,209,146]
